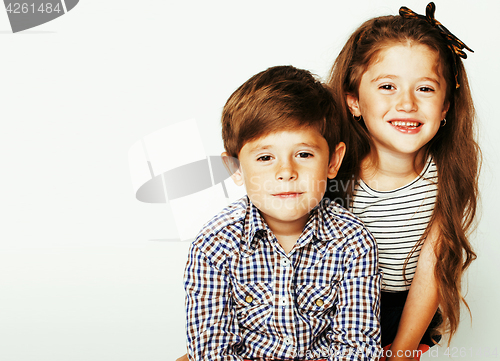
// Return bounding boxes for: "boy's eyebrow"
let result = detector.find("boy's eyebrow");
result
[247,145,273,154]
[296,142,322,150]
[248,142,322,153]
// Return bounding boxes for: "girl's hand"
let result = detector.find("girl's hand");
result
[175,354,189,361]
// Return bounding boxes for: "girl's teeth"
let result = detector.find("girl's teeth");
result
[392,121,419,127]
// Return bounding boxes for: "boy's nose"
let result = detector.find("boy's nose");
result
[276,161,297,181]
[396,90,417,112]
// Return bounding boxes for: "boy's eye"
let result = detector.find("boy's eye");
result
[297,152,313,158]
[257,155,273,162]
[379,84,395,90]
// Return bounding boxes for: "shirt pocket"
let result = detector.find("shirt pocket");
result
[295,283,338,317]
[232,282,273,330]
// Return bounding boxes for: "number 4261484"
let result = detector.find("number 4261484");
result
[6,3,62,14]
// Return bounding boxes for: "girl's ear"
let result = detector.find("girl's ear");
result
[221,152,244,186]
[346,94,362,117]
[441,101,450,120]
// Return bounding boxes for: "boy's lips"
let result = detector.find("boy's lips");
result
[272,192,303,198]
[389,119,423,134]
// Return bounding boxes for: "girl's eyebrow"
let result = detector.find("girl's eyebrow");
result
[371,74,442,85]
[371,74,398,82]
[419,76,442,85]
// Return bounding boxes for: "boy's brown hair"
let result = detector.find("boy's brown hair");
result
[222,65,341,158]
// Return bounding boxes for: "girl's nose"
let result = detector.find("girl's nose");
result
[276,160,298,181]
[396,90,417,112]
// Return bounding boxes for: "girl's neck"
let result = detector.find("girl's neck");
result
[360,148,426,191]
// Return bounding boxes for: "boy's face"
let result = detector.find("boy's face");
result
[224,127,345,230]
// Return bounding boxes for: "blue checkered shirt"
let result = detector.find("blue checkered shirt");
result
[185,196,381,360]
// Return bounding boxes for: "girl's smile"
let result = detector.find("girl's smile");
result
[389,118,423,134]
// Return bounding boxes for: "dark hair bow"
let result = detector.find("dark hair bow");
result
[399,2,473,88]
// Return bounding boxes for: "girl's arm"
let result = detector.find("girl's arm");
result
[387,222,440,361]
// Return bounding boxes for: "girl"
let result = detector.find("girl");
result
[327,2,479,360]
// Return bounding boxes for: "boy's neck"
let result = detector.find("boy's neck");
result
[361,149,426,192]
[260,212,310,254]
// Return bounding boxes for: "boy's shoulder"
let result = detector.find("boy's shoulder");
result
[190,197,376,263]
[318,200,377,253]
[191,196,251,258]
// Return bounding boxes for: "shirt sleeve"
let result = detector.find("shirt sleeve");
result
[184,239,243,361]
[328,227,382,361]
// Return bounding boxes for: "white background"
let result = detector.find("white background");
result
[0,0,499,360]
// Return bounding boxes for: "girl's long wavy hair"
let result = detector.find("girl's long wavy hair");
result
[327,14,480,342]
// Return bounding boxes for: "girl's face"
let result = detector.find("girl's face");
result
[347,44,449,159]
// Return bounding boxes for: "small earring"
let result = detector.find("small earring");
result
[353,115,362,122]
[441,118,447,127]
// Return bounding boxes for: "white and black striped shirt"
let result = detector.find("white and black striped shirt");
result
[351,157,438,292]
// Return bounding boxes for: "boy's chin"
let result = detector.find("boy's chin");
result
[258,207,312,224]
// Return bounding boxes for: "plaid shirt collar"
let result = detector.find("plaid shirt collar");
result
[241,197,345,255]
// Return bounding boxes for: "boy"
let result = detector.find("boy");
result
[184,66,381,360]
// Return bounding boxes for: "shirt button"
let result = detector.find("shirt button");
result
[245,295,253,303]
[315,299,324,307]
[281,258,290,267]
[279,297,287,306]
[284,336,292,345]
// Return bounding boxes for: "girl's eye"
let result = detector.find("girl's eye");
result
[418,86,434,92]
[257,155,272,162]
[297,152,313,158]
